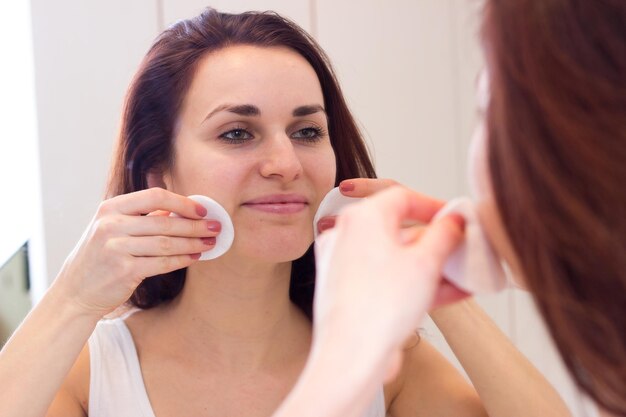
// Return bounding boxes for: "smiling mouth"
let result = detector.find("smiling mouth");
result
[242,194,309,214]
[242,201,309,214]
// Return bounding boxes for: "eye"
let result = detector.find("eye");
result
[291,126,326,142]
[219,128,254,143]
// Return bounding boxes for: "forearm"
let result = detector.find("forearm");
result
[430,299,572,417]
[273,325,389,417]
[0,286,100,417]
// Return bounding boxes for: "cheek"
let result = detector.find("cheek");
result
[468,121,490,201]
[468,122,526,286]
[305,145,337,189]
[168,151,247,202]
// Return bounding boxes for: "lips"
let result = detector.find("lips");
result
[242,194,309,214]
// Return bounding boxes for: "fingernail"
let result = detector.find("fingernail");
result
[196,204,208,217]
[339,181,355,193]
[190,253,201,260]
[202,237,216,246]
[317,217,336,234]
[447,214,466,230]
[207,221,221,232]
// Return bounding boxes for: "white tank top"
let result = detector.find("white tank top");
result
[88,316,386,417]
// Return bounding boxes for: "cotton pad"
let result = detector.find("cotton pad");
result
[171,195,234,261]
[313,187,363,238]
[434,197,507,294]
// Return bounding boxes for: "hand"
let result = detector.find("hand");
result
[49,188,221,318]
[316,179,402,234]
[312,185,465,382]
[317,178,468,308]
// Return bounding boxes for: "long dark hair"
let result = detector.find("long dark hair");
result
[106,8,376,319]
[481,1,626,414]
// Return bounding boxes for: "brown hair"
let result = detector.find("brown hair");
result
[481,1,626,414]
[106,8,376,319]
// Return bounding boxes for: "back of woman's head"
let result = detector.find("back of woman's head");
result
[106,8,375,318]
[481,0,626,414]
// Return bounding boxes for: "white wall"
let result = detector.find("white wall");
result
[30,0,160,291]
[26,1,593,415]
[0,0,46,302]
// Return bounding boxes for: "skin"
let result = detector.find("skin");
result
[47,45,336,417]
[0,44,560,417]
[37,45,485,417]
[273,74,573,417]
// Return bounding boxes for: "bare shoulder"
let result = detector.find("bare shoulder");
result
[122,306,161,343]
[45,343,90,417]
[384,333,487,417]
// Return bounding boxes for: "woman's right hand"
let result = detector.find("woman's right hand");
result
[49,187,221,319]
[311,186,466,378]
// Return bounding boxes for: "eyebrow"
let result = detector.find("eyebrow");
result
[204,104,260,121]
[292,104,326,117]
[203,103,326,122]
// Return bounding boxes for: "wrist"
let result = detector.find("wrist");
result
[44,282,105,325]
[429,297,473,325]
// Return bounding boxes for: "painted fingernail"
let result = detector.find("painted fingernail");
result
[202,237,216,246]
[317,217,336,234]
[447,214,466,230]
[207,221,221,232]
[196,204,208,217]
[190,253,201,260]
[339,181,355,193]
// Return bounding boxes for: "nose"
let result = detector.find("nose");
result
[259,134,303,182]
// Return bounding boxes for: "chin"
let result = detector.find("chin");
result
[231,222,314,262]
[235,236,313,263]
[257,242,311,263]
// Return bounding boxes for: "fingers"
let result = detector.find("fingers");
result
[392,217,470,310]
[339,179,445,222]
[135,253,202,279]
[122,215,221,237]
[409,214,465,278]
[339,178,400,197]
[114,236,216,257]
[430,280,471,309]
[346,186,446,233]
[99,188,207,218]
[316,216,336,234]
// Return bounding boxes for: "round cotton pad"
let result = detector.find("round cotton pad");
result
[433,197,507,294]
[172,195,234,261]
[313,187,363,238]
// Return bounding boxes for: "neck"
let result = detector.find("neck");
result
[156,257,311,371]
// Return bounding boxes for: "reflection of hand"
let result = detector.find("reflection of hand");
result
[311,183,466,383]
[49,188,221,319]
[316,178,402,234]
[317,178,469,308]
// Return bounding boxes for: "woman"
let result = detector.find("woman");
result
[0,8,565,417]
[275,1,626,417]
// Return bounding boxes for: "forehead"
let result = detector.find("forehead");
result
[183,45,324,114]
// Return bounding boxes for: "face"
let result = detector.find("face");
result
[469,71,525,285]
[161,45,336,263]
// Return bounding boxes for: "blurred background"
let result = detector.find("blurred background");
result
[0,1,597,415]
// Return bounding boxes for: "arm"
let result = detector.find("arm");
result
[0,289,97,417]
[274,186,465,417]
[306,178,570,417]
[343,179,571,417]
[0,188,215,417]
[430,299,572,417]
[387,338,487,417]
